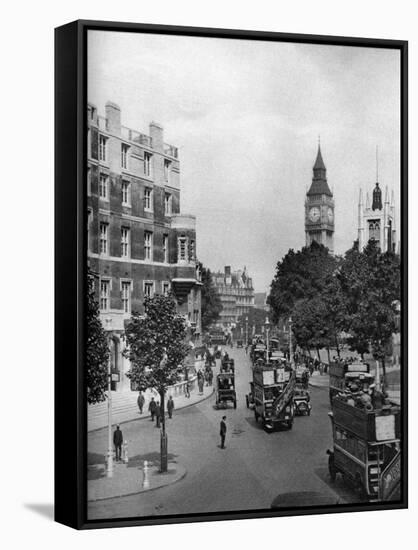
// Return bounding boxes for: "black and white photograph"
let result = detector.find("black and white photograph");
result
[84,27,405,523]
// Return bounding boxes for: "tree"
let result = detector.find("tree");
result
[292,297,332,359]
[337,240,401,377]
[237,307,271,335]
[86,272,109,405]
[199,262,223,331]
[123,294,189,472]
[268,241,338,324]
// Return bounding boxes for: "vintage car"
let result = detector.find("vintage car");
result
[293,385,312,416]
[221,356,235,372]
[215,372,237,409]
[236,339,244,348]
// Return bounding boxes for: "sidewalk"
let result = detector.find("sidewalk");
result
[88,383,214,501]
[88,381,214,432]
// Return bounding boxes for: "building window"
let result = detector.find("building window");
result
[144,281,154,298]
[162,282,170,296]
[144,231,153,261]
[144,152,152,177]
[100,279,110,311]
[121,281,131,313]
[99,174,108,199]
[163,234,169,263]
[190,239,195,260]
[99,223,108,255]
[87,167,91,196]
[144,187,153,211]
[122,181,131,206]
[99,135,107,162]
[178,236,188,261]
[164,193,172,215]
[164,159,171,182]
[87,209,93,252]
[121,143,129,169]
[121,227,130,258]
[369,220,381,247]
[90,106,96,120]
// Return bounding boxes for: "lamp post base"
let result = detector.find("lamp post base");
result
[106,450,114,478]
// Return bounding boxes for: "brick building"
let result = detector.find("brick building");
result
[212,266,255,327]
[87,101,201,392]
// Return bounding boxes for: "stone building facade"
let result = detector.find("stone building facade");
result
[87,101,201,392]
[212,266,255,327]
[305,145,335,253]
[357,179,397,253]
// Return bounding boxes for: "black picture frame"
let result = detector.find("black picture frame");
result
[55,19,408,530]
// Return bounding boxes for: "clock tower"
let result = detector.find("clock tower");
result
[305,144,335,253]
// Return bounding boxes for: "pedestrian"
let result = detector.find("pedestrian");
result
[113,425,123,462]
[137,391,145,414]
[208,369,213,386]
[220,416,227,449]
[167,396,175,419]
[148,397,157,421]
[184,380,190,398]
[155,401,161,428]
[198,375,204,395]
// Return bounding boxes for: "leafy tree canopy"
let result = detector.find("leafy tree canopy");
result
[199,262,223,331]
[86,272,109,405]
[268,241,338,323]
[123,294,189,394]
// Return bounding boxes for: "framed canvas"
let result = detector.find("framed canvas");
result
[55,20,408,530]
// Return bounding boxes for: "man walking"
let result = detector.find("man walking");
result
[220,416,227,449]
[137,391,145,415]
[167,396,175,419]
[148,397,157,421]
[155,401,161,428]
[113,425,123,462]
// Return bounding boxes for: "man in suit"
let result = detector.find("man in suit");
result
[220,416,227,449]
[155,401,161,428]
[113,425,123,462]
[148,397,157,421]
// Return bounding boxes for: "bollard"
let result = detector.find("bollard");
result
[123,440,129,464]
[143,460,150,489]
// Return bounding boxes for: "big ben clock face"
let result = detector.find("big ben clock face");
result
[309,206,320,222]
[327,207,334,222]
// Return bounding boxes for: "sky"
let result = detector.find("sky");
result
[88,31,401,293]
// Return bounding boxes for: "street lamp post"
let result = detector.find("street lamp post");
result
[265,317,270,365]
[105,321,114,478]
[245,316,248,348]
[288,316,293,368]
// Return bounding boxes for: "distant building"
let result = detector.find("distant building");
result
[305,144,335,253]
[87,101,201,392]
[357,177,397,253]
[212,266,255,326]
[254,292,269,312]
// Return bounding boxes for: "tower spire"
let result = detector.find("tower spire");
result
[376,145,379,182]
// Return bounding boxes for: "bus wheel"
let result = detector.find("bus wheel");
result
[328,455,337,482]
[255,411,259,422]
[233,399,237,409]
[287,419,293,430]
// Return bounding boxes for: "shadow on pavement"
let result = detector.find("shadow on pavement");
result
[88,451,105,465]
[127,451,178,468]
[314,466,361,504]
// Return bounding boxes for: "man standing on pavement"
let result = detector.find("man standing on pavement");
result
[137,391,145,415]
[113,425,123,462]
[149,397,156,421]
[167,395,175,419]
[220,416,227,449]
[155,401,161,428]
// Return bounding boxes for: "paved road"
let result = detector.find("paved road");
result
[88,348,360,520]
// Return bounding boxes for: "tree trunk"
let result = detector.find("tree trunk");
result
[334,334,341,358]
[381,357,387,385]
[159,389,168,473]
[327,348,331,364]
[308,349,312,358]
[316,348,321,361]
